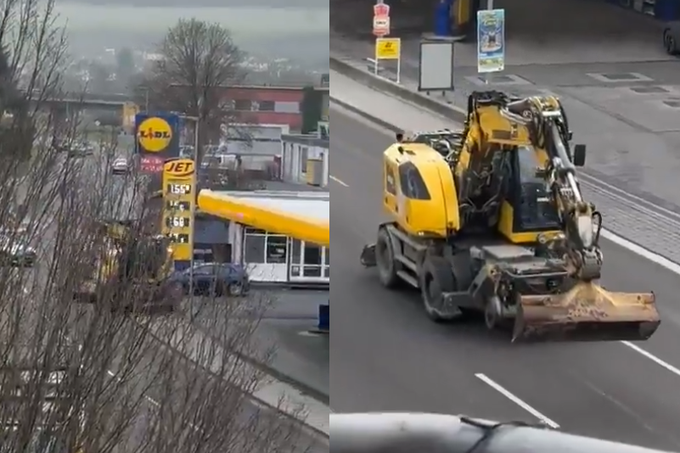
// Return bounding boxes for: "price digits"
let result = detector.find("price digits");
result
[167,233,190,243]
[165,216,191,228]
[167,183,191,195]
[166,200,191,211]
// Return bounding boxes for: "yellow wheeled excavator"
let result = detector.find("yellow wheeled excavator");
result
[73,206,182,314]
[360,91,660,342]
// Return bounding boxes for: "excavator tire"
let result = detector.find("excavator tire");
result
[375,227,400,288]
[420,256,460,323]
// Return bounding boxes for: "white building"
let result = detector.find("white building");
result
[226,187,329,285]
[281,134,329,187]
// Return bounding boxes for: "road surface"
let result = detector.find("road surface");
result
[330,104,680,451]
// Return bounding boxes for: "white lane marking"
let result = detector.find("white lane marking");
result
[600,229,680,276]
[600,229,680,373]
[475,373,560,429]
[330,175,349,187]
[620,341,680,377]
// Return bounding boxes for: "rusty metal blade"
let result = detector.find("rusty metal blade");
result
[512,281,660,342]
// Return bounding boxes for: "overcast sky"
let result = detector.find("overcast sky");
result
[54,3,328,63]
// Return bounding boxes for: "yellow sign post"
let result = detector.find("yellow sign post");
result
[162,158,195,263]
[122,102,139,134]
[374,37,402,83]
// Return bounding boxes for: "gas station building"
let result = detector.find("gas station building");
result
[197,187,329,284]
[190,133,330,286]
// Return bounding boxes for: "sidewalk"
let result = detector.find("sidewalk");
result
[144,305,330,436]
[331,0,680,210]
[330,69,680,266]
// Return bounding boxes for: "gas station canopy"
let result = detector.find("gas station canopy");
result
[197,189,329,246]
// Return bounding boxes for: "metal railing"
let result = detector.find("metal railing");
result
[330,413,676,453]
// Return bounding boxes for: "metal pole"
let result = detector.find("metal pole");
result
[188,117,199,318]
[485,0,494,85]
[396,54,401,84]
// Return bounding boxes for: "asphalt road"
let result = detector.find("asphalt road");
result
[330,105,680,451]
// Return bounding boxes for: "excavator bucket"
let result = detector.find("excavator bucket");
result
[512,281,660,342]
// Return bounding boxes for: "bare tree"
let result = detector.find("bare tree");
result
[136,19,247,162]
[0,3,326,452]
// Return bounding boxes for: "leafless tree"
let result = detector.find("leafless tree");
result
[0,3,326,452]
[135,19,248,163]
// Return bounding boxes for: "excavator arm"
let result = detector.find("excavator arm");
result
[497,95,605,282]
[458,92,659,342]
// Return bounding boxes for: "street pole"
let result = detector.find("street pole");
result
[185,103,201,318]
[187,117,199,317]
[485,0,494,85]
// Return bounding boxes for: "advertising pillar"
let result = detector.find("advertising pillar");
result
[162,158,195,270]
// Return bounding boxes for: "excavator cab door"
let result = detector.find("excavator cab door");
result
[507,148,562,234]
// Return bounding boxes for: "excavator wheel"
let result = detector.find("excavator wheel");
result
[375,227,401,288]
[420,256,461,323]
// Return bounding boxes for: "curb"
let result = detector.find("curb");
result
[331,95,402,134]
[330,56,468,123]
[137,317,330,437]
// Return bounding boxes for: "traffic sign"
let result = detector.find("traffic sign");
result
[372,2,391,37]
[375,37,401,60]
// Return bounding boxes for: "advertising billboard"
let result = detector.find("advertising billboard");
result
[135,113,181,174]
[161,158,195,263]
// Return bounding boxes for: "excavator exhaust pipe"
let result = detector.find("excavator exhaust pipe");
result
[512,281,660,342]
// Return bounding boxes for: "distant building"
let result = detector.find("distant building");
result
[171,84,329,132]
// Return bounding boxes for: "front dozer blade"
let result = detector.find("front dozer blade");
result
[513,281,660,343]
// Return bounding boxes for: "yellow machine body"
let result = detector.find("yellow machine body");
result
[76,219,180,313]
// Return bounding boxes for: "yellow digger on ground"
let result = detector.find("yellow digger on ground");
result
[73,201,182,314]
[360,91,660,342]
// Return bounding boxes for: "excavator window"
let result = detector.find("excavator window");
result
[385,164,397,195]
[398,162,430,200]
[511,147,561,233]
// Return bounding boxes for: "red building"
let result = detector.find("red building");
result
[226,86,306,130]
[170,83,329,133]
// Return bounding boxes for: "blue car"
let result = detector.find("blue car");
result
[170,263,250,297]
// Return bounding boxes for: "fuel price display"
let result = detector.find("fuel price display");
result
[162,158,195,263]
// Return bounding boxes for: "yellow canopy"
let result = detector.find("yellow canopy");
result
[197,190,329,246]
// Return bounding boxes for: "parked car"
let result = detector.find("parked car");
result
[663,22,680,54]
[170,263,250,297]
[68,142,94,157]
[0,235,36,267]
[111,157,130,175]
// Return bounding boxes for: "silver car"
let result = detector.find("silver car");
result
[111,157,130,175]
